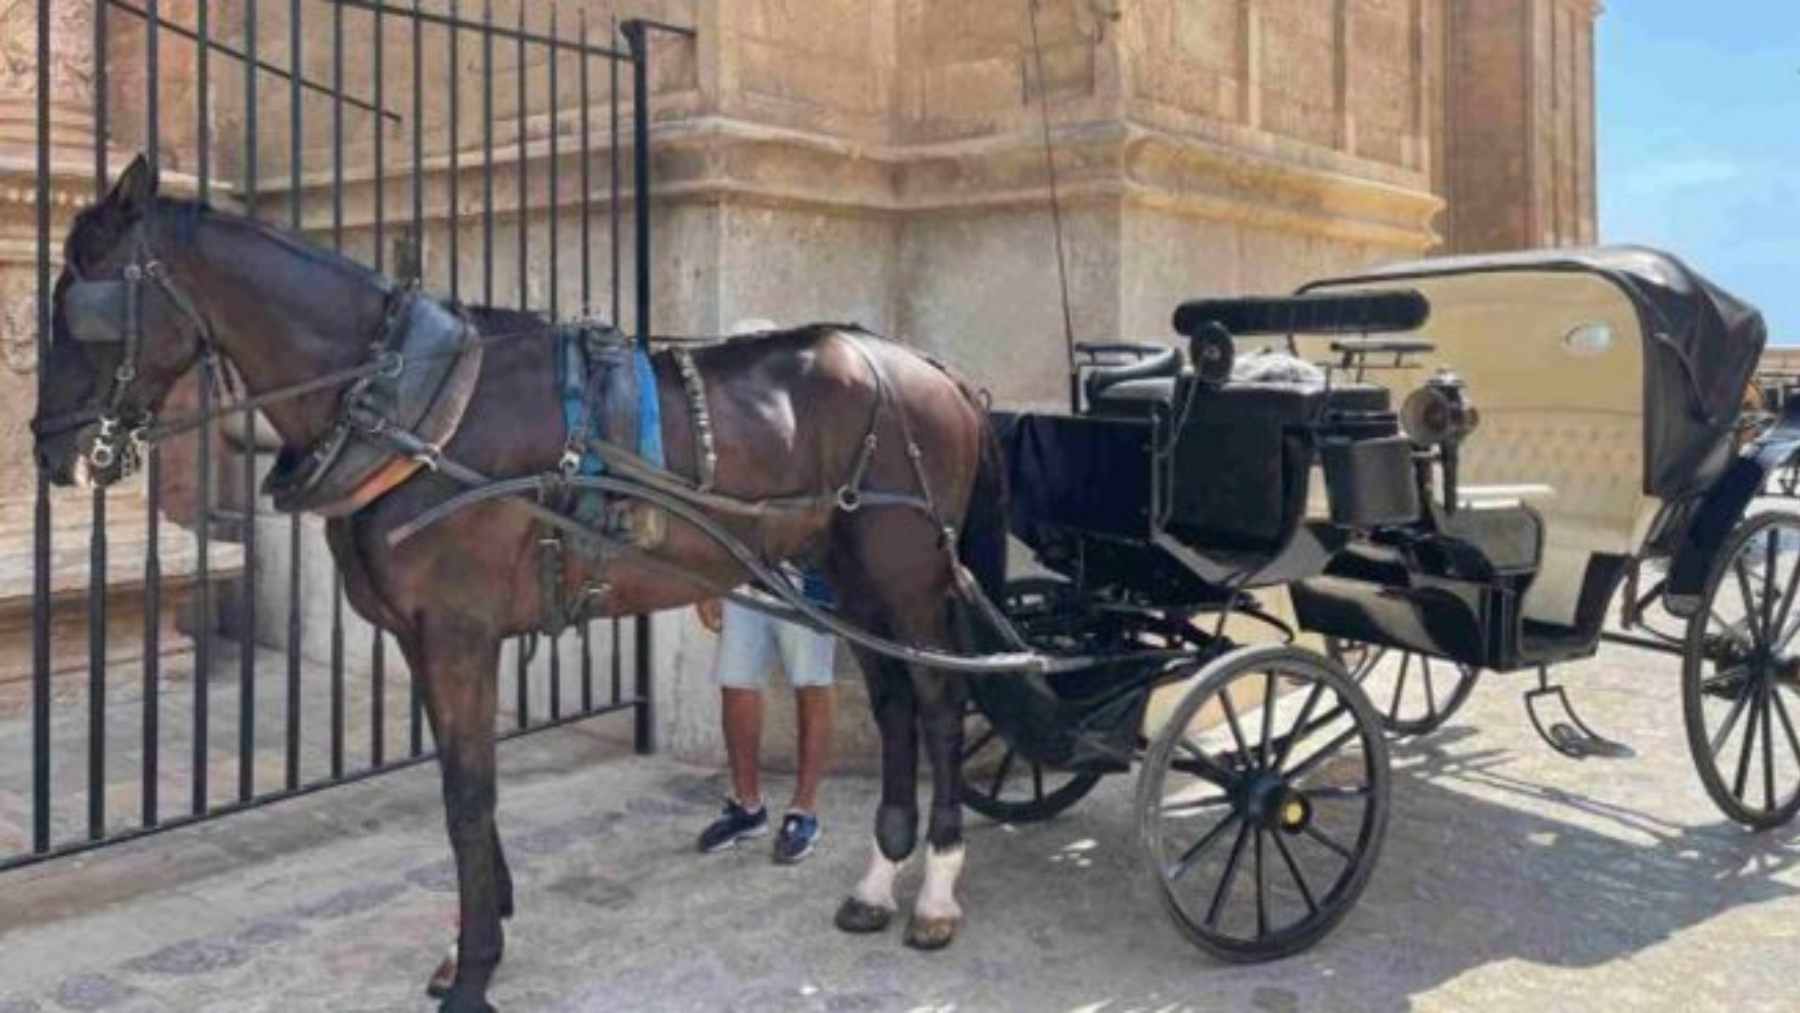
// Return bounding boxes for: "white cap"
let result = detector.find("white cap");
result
[728,318,778,337]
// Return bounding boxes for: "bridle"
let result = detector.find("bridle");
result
[35,222,222,475]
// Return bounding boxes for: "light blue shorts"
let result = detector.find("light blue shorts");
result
[712,597,837,689]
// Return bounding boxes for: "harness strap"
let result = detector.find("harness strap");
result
[672,348,716,492]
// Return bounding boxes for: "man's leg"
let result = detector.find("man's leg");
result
[722,686,765,808]
[791,685,834,813]
[698,599,776,852]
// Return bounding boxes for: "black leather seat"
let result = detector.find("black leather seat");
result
[1092,373,1391,417]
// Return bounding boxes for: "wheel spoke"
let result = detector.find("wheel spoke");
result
[1177,737,1236,787]
[1032,762,1045,803]
[1161,793,1231,816]
[1219,690,1253,766]
[1701,665,1752,695]
[1711,608,1755,651]
[1271,683,1326,772]
[1769,684,1800,775]
[1350,646,1387,682]
[1709,674,1757,758]
[1764,681,1778,812]
[1166,811,1240,882]
[991,747,1016,800]
[1254,830,1269,940]
[1732,688,1763,802]
[1388,652,1411,722]
[1259,671,1276,770]
[1734,556,1768,647]
[1765,530,1782,643]
[1272,827,1318,915]
[1301,823,1354,862]
[961,726,998,763]
[1421,656,1439,721]
[1287,726,1361,786]
[1203,819,1252,929]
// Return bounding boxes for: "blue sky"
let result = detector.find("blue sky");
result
[1597,1,1800,342]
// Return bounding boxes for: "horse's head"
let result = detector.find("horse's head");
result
[33,155,213,488]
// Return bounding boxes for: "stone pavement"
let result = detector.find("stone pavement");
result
[4,631,1800,1012]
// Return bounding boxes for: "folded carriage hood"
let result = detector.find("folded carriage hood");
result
[1301,245,1768,500]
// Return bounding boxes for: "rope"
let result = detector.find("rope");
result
[1028,0,1079,410]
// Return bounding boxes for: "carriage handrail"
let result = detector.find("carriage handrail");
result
[1172,288,1430,341]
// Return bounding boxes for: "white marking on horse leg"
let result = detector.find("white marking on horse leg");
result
[914,844,965,921]
[852,837,902,911]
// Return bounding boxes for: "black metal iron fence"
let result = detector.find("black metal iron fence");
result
[12,0,690,872]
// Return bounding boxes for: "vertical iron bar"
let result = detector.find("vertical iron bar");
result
[409,0,426,759]
[239,0,259,805]
[329,0,346,782]
[87,0,111,842]
[142,0,163,828]
[609,17,620,328]
[32,0,55,853]
[580,616,593,713]
[191,0,211,818]
[625,21,654,755]
[370,0,388,773]
[580,9,590,315]
[373,0,386,273]
[548,7,559,318]
[516,638,528,731]
[285,0,304,794]
[482,0,493,305]
[543,5,558,719]
[516,3,528,311]
[578,10,594,716]
[448,0,460,301]
[608,15,621,720]
[371,628,385,767]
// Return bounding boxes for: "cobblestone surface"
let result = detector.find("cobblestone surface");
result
[4,619,1800,1011]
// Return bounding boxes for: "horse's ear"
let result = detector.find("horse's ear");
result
[108,154,160,217]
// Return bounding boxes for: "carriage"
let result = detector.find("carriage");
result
[961,246,1797,960]
[39,157,1796,999]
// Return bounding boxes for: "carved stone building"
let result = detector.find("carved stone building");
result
[6,1,1602,768]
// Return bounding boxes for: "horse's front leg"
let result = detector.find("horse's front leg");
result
[416,625,507,1013]
[836,650,919,934]
[908,667,969,950]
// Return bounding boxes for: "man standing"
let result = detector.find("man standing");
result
[695,564,837,863]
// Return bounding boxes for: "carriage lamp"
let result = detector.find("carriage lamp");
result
[1401,370,1480,514]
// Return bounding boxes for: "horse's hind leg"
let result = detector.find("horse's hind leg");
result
[408,622,507,1013]
[908,649,970,950]
[835,646,919,934]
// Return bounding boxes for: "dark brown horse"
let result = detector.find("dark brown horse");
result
[33,156,1010,1012]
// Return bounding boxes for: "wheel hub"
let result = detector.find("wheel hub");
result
[1241,773,1310,833]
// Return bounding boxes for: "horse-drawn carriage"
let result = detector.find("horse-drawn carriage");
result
[965,246,1797,960]
[36,162,1795,1005]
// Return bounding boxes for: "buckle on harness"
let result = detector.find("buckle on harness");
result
[559,448,582,478]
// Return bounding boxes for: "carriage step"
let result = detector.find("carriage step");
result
[1522,668,1633,760]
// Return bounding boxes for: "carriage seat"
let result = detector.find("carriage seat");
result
[1091,372,1391,418]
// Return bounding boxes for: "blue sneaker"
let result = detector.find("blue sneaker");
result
[698,798,768,853]
[773,811,820,864]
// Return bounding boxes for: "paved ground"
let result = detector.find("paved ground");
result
[4,616,1800,1013]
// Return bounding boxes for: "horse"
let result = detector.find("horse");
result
[32,155,1011,1012]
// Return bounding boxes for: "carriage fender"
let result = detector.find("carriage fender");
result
[1665,403,1800,615]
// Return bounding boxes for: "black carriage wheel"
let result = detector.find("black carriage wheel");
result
[1137,645,1391,961]
[1682,511,1800,829]
[1325,638,1479,738]
[960,701,1103,823]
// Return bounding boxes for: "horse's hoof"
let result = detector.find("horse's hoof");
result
[834,896,895,934]
[425,954,456,999]
[438,986,496,1013]
[904,914,959,951]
